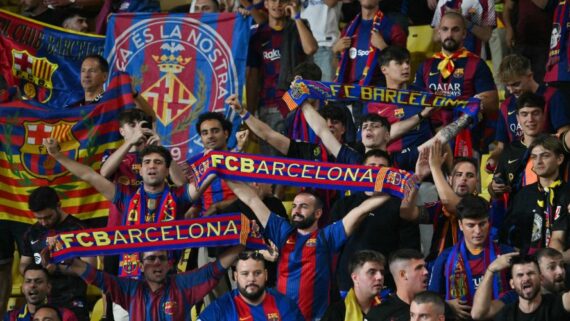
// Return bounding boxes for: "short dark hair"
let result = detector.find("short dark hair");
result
[412,291,445,314]
[82,54,109,73]
[293,62,322,81]
[61,8,86,25]
[140,145,172,168]
[34,304,63,321]
[516,92,545,112]
[510,254,540,274]
[529,134,564,157]
[456,195,489,221]
[452,157,479,175]
[348,250,386,275]
[378,46,410,67]
[296,190,323,210]
[535,248,563,265]
[119,109,153,127]
[441,11,466,29]
[319,106,346,124]
[237,251,266,267]
[23,264,50,282]
[196,112,232,135]
[28,186,60,212]
[498,54,532,83]
[361,113,391,131]
[389,248,424,267]
[363,149,392,166]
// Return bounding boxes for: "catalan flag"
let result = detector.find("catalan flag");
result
[0,73,135,224]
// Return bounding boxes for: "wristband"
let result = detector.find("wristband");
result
[241,111,251,121]
[254,1,264,9]
[294,12,301,20]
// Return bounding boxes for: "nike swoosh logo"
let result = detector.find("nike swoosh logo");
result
[508,159,518,164]
[239,317,251,321]
[429,71,439,76]
[508,110,516,115]
[31,240,39,245]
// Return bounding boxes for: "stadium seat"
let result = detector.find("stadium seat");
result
[407,25,438,78]
[90,298,104,321]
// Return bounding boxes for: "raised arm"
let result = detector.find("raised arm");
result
[225,180,271,228]
[342,194,391,236]
[400,148,432,221]
[226,94,291,155]
[285,5,318,55]
[390,108,434,142]
[100,122,149,178]
[429,140,462,213]
[43,138,116,201]
[471,252,518,320]
[217,245,245,269]
[301,101,343,157]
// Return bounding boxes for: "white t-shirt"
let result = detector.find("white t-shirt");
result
[301,0,342,47]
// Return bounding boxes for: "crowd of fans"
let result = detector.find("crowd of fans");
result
[1,0,570,320]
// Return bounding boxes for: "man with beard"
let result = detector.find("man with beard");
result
[471,254,570,320]
[4,265,77,321]
[225,180,392,321]
[197,251,304,321]
[414,11,498,158]
[322,250,387,321]
[504,135,568,254]
[55,248,242,321]
[536,248,567,295]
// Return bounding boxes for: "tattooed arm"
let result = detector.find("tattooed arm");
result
[418,114,472,151]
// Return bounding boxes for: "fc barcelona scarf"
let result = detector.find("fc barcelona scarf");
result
[335,10,385,85]
[283,79,481,121]
[188,151,419,200]
[48,213,266,262]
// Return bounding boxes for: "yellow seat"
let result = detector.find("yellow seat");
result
[407,25,438,78]
[90,298,104,321]
[11,251,23,297]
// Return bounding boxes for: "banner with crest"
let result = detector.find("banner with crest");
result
[104,13,250,163]
[0,9,105,109]
[0,74,134,224]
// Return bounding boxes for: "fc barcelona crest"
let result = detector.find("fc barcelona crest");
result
[11,49,58,103]
[20,121,79,180]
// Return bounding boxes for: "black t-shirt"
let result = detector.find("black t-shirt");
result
[286,140,335,162]
[21,215,88,310]
[494,294,570,321]
[506,182,570,252]
[368,294,457,321]
[331,193,420,291]
[494,140,529,195]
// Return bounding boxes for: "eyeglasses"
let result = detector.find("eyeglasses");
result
[143,255,168,263]
[238,251,264,261]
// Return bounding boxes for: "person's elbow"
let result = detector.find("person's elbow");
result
[303,43,318,56]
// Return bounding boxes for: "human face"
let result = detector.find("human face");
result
[22,269,50,306]
[450,162,477,196]
[459,217,489,249]
[33,208,61,229]
[530,145,563,179]
[510,263,542,301]
[194,0,218,12]
[80,58,107,93]
[141,153,168,187]
[63,15,89,33]
[120,120,152,145]
[504,73,534,98]
[264,0,289,19]
[364,155,390,168]
[235,258,267,303]
[352,261,385,300]
[410,302,444,321]
[539,255,566,293]
[33,307,61,321]
[360,0,380,10]
[290,193,320,230]
[361,121,389,149]
[200,119,228,151]
[516,107,544,137]
[438,15,466,53]
[141,251,170,285]
[405,259,429,294]
[326,118,346,142]
[381,59,411,86]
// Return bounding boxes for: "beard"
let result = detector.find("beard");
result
[291,213,317,229]
[544,278,566,294]
[516,283,541,301]
[238,283,265,301]
[442,38,461,52]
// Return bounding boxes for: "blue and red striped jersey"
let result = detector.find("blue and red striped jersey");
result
[80,261,226,321]
[263,213,347,321]
[197,288,305,321]
[3,305,77,321]
[496,84,570,143]
[197,177,236,216]
[102,151,141,227]
[545,0,570,83]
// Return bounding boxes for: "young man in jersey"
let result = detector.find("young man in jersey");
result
[472,254,570,320]
[225,180,393,320]
[58,247,243,321]
[4,264,77,321]
[428,195,514,320]
[415,11,498,157]
[488,54,570,171]
[322,250,386,321]
[197,251,304,321]
[369,46,435,171]
[504,135,568,254]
